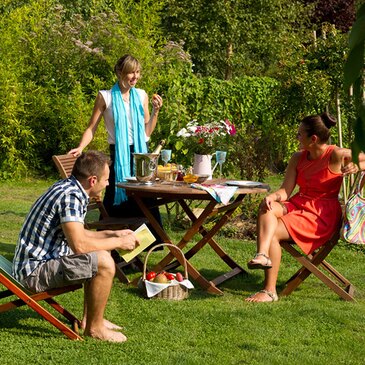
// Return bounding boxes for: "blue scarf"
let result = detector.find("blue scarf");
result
[112,83,147,204]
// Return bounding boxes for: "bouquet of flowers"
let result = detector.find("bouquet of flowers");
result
[176,119,236,155]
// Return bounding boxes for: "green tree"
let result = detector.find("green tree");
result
[161,0,312,79]
[344,2,365,161]
[302,0,357,32]
[0,0,167,177]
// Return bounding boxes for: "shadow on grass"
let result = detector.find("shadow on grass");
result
[122,266,290,301]
[0,210,28,219]
[0,307,63,339]
[0,242,16,260]
[125,284,215,301]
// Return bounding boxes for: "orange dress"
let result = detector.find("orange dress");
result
[280,145,343,254]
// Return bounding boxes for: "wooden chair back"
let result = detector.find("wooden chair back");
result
[52,154,76,179]
[52,154,110,218]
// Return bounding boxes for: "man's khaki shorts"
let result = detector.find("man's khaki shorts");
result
[23,253,98,293]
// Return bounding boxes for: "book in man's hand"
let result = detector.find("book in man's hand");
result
[119,223,156,263]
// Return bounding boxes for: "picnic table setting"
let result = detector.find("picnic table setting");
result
[117,117,357,303]
[117,119,271,297]
[1,3,365,361]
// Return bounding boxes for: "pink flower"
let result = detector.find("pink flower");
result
[223,119,236,135]
[176,119,236,155]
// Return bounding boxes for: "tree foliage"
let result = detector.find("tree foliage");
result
[0,0,362,180]
[161,0,312,79]
[0,0,167,178]
[344,2,365,162]
[302,0,357,32]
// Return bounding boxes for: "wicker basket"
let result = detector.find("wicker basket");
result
[141,243,189,300]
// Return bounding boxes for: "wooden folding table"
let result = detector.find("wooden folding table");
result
[117,179,269,294]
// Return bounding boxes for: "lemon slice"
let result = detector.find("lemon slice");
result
[183,174,198,183]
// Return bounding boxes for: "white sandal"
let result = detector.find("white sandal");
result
[247,253,272,270]
[247,289,278,302]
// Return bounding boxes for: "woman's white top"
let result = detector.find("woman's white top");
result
[99,88,148,145]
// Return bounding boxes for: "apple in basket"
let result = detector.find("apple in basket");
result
[164,272,175,281]
[146,271,156,281]
[175,272,184,282]
[153,272,170,284]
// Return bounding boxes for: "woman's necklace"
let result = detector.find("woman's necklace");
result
[122,93,130,103]
[119,83,130,103]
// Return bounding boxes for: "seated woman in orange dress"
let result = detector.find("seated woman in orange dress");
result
[246,112,362,303]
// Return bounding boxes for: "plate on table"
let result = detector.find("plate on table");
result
[125,177,139,183]
[225,180,264,188]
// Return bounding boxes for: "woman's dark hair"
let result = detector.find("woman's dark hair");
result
[300,112,337,143]
[72,151,110,181]
[114,54,141,79]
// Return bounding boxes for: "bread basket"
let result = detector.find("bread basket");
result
[140,243,190,300]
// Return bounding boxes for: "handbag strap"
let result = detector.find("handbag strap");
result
[350,171,365,196]
[357,171,365,194]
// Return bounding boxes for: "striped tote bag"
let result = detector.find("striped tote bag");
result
[342,172,365,244]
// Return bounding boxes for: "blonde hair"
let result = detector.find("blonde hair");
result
[114,55,141,79]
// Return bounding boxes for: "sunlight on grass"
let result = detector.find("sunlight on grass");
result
[1,179,365,365]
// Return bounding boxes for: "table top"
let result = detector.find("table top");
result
[117,179,270,200]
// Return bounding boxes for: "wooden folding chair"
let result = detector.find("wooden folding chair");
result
[280,229,355,301]
[0,255,83,340]
[52,154,146,283]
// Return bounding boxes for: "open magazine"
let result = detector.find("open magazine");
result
[119,223,156,263]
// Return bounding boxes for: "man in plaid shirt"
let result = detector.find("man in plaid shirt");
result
[13,150,139,343]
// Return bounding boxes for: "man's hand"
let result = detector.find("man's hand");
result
[117,231,139,251]
[115,229,134,236]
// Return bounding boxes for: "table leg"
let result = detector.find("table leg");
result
[159,195,248,287]
[178,197,248,282]
[133,195,173,244]
[131,195,223,294]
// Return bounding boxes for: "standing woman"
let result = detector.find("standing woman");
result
[69,55,163,218]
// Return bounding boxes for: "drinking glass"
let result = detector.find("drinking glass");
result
[215,151,227,179]
[160,149,172,166]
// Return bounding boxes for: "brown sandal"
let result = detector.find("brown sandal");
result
[247,253,272,270]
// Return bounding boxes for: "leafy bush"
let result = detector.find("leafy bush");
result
[0,0,356,181]
[156,74,288,180]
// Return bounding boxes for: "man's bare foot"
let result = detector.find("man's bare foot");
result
[103,319,123,330]
[84,327,127,343]
[245,289,278,303]
[80,318,122,331]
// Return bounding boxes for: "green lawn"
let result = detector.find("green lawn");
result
[1,179,365,365]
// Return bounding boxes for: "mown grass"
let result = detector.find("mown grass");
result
[1,178,365,365]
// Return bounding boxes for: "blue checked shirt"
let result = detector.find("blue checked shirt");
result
[12,176,89,282]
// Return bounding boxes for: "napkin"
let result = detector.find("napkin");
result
[191,183,238,205]
[142,278,194,298]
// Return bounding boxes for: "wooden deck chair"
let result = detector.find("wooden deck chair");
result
[52,154,146,283]
[279,228,355,301]
[0,255,83,340]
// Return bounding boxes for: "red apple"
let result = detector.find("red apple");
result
[164,272,175,281]
[146,271,156,281]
